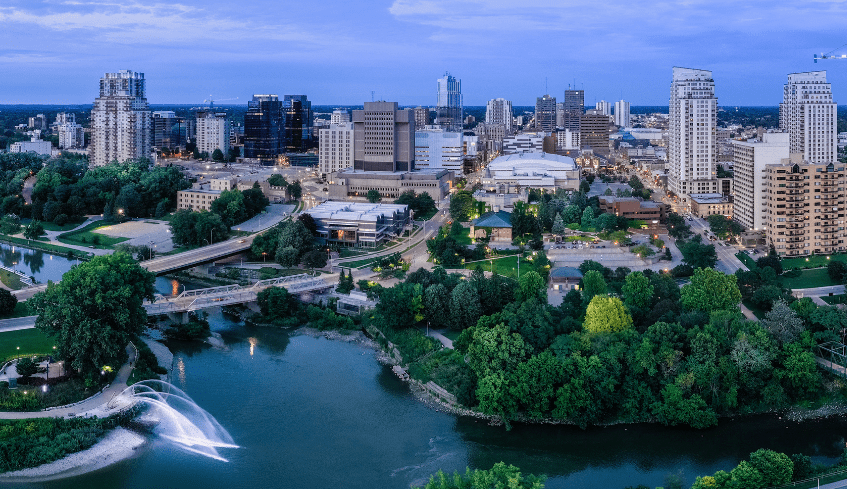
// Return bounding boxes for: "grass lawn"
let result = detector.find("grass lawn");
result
[452,228,472,246]
[781,253,847,270]
[736,252,757,270]
[822,294,847,305]
[57,221,129,249]
[37,217,87,232]
[0,329,55,363]
[778,268,838,289]
[0,269,26,290]
[463,255,523,279]
[742,300,767,320]
[415,208,438,221]
[565,235,596,242]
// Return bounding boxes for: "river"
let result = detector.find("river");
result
[3,246,847,489]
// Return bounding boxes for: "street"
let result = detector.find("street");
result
[686,215,747,274]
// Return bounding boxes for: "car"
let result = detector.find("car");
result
[238,239,246,243]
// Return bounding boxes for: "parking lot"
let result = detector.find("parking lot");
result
[94,220,176,252]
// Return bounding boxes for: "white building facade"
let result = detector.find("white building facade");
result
[557,129,580,150]
[10,137,53,155]
[196,112,231,156]
[89,70,151,166]
[668,67,719,198]
[732,132,789,231]
[415,128,464,174]
[614,100,631,127]
[319,122,355,178]
[58,123,85,149]
[485,98,513,134]
[595,100,611,116]
[780,71,838,164]
[502,133,545,154]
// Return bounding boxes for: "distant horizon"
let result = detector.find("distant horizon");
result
[3,103,831,109]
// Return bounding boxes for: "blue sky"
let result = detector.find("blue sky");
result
[2,0,847,106]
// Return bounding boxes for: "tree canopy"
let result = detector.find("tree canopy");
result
[681,268,742,313]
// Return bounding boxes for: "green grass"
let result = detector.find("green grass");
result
[415,208,439,221]
[822,294,847,305]
[461,255,522,279]
[0,329,55,363]
[781,253,847,270]
[742,299,767,320]
[0,269,26,290]
[57,221,129,249]
[37,218,87,232]
[565,235,596,242]
[736,252,758,270]
[0,302,32,320]
[451,228,472,246]
[778,268,839,289]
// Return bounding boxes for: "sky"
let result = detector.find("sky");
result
[2,0,847,106]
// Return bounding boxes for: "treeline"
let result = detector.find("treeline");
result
[252,286,354,331]
[169,183,269,247]
[364,261,831,429]
[248,216,327,268]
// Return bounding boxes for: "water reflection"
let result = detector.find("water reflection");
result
[23,250,44,274]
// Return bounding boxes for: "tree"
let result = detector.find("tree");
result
[583,296,633,334]
[562,205,581,224]
[760,300,804,345]
[302,250,328,269]
[336,269,354,294]
[276,220,314,263]
[729,461,763,489]
[581,207,595,228]
[15,357,38,379]
[415,463,546,489]
[211,149,224,161]
[749,449,793,487]
[29,253,155,375]
[451,281,482,330]
[579,180,591,194]
[257,287,297,323]
[681,268,742,313]
[366,189,382,203]
[622,271,654,312]
[581,270,607,302]
[666,212,692,239]
[680,236,717,269]
[450,191,477,222]
[267,174,288,187]
[297,213,318,235]
[516,270,547,303]
[828,261,847,283]
[23,220,44,240]
[288,181,302,199]
[0,288,17,315]
[551,213,565,235]
[242,183,270,218]
[424,283,451,329]
[210,189,247,226]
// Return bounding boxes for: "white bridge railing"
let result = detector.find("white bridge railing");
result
[0,264,33,287]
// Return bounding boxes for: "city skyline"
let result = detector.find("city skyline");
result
[2,1,847,105]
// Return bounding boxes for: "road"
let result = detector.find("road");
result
[142,236,255,275]
[0,315,37,332]
[686,215,746,274]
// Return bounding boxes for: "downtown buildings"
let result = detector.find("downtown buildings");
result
[435,73,462,132]
[89,70,151,166]
[535,95,556,132]
[485,98,513,134]
[243,94,314,162]
[614,100,631,127]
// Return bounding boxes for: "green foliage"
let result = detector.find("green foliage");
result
[706,214,743,239]
[23,220,44,239]
[267,174,288,187]
[666,212,692,239]
[414,462,546,489]
[366,189,382,203]
[451,281,482,330]
[210,189,247,226]
[749,449,793,487]
[395,190,436,216]
[0,215,21,235]
[288,181,302,199]
[680,236,717,269]
[583,296,633,334]
[336,269,355,294]
[631,244,655,259]
[581,207,595,228]
[256,287,298,326]
[165,312,211,341]
[681,268,741,313]
[306,305,354,331]
[29,253,155,375]
[581,270,607,302]
[15,357,38,378]
[516,271,547,303]
[450,191,478,221]
[0,288,17,315]
[169,209,230,247]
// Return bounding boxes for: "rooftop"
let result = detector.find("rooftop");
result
[472,211,513,228]
[306,201,408,222]
[690,193,728,204]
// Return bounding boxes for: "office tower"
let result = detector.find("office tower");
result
[668,67,719,197]
[89,70,151,166]
[319,122,354,178]
[196,111,231,156]
[580,109,613,154]
[283,95,313,153]
[563,90,584,131]
[732,132,789,231]
[414,106,430,128]
[415,128,463,174]
[766,159,846,256]
[58,122,84,149]
[485,98,513,134]
[152,111,183,149]
[352,101,415,172]
[331,109,350,125]
[244,94,284,161]
[535,94,556,132]
[556,103,565,127]
[614,100,631,127]
[595,100,611,116]
[780,71,837,163]
[436,72,462,132]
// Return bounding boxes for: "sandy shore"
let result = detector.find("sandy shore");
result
[0,427,147,482]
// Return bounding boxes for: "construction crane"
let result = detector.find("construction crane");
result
[202,95,239,108]
[814,43,847,62]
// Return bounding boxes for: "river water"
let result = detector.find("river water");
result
[4,245,847,489]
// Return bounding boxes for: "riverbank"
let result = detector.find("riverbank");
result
[0,427,146,482]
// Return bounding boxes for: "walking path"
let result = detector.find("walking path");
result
[0,344,136,420]
[425,329,454,349]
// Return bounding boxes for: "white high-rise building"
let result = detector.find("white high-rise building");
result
[55,112,76,125]
[485,98,513,134]
[668,67,719,197]
[58,123,85,149]
[614,100,631,127]
[196,112,231,156]
[780,71,837,163]
[436,72,462,132]
[415,128,464,174]
[732,132,789,231]
[319,122,354,178]
[557,130,580,150]
[89,70,151,166]
[331,109,350,125]
[595,100,611,116]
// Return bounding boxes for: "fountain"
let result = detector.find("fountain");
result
[110,380,238,462]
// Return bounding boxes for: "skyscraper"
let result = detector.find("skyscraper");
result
[196,111,231,156]
[89,70,151,166]
[779,71,837,163]
[668,67,719,197]
[732,132,789,231]
[283,95,313,153]
[414,106,430,128]
[614,100,631,127]
[352,101,415,172]
[535,94,556,132]
[580,109,612,154]
[485,98,513,134]
[319,122,354,178]
[436,73,462,132]
[562,89,584,131]
[595,100,611,116]
[244,94,283,162]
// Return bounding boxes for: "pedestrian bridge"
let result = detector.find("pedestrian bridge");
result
[144,274,331,316]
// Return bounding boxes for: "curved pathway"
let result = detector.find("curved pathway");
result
[0,344,136,420]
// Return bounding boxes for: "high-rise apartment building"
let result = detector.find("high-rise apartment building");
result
[732,132,789,231]
[436,73,462,132]
[780,71,837,163]
[563,90,584,131]
[283,95,313,153]
[55,112,75,125]
[414,107,430,128]
[614,100,631,127]
[580,109,612,154]
[319,122,354,178]
[668,67,719,197]
[28,114,47,131]
[352,101,415,172]
[535,94,557,132]
[89,70,151,166]
[765,160,847,256]
[196,111,231,156]
[244,94,284,162]
[485,98,513,134]
[415,128,463,174]
[595,100,611,116]
[58,123,84,149]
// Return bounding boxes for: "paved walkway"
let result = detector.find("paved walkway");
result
[0,344,136,420]
[425,328,454,349]
[0,315,37,332]
[739,302,759,321]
